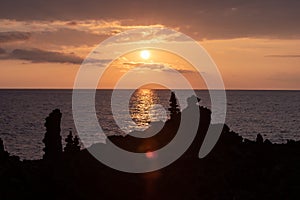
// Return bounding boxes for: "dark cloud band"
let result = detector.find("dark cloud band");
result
[0,0,299,39]
[0,48,83,64]
[0,32,31,43]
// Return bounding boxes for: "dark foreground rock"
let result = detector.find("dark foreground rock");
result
[1,102,300,199]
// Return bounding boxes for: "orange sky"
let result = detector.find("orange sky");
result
[0,1,299,89]
[1,36,299,89]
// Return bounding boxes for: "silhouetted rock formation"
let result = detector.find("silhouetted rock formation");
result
[286,139,300,145]
[217,124,243,145]
[0,138,9,162]
[264,138,272,145]
[181,95,211,157]
[256,133,264,144]
[1,92,300,200]
[42,109,62,161]
[109,93,212,156]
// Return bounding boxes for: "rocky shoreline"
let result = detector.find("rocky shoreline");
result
[1,94,300,200]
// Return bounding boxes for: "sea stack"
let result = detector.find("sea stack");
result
[42,109,63,161]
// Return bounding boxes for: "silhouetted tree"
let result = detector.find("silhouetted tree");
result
[168,92,180,119]
[42,109,63,160]
[64,131,80,154]
[64,131,74,153]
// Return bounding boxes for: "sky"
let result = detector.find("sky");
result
[0,0,299,89]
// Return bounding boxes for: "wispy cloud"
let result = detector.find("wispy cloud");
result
[0,48,83,64]
[0,19,164,36]
[265,55,300,58]
[0,31,31,43]
[83,58,111,66]
[122,61,196,74]
[122,62,147,67]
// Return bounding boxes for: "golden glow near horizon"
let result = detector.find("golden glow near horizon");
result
[97,49,205,89]
[140,50,151,60]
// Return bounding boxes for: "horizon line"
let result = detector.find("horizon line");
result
[0,88,300,91]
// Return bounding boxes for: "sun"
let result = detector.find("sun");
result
[140,50,150,60]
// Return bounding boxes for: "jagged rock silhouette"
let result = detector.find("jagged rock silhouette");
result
[0,92,300,200]
[0,138,9,162]
[42,109,63,161]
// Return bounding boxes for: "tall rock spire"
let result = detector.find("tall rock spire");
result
[42,109,62,160]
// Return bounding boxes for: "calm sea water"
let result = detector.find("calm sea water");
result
[0,89,299,160]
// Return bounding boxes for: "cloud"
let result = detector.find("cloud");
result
[133,63,166,71]
[31,28,109,47]
[123,62,146,67]
[106,28,189,45]
[3,48,83,64]
[0,0,299,39]
[0,47,115,65]
[265,55,300,58]
[0,19,165,48]
[0,32,31,43]
[123,62,196,74]
[0,19,163,36]
[123,62,168,69]
[0,48,5,54]
[83,58,112,67]
[175,69,197,74]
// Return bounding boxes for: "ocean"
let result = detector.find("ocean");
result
[0,89,299,160]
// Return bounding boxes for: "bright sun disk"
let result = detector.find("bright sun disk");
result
[140,50,150,59]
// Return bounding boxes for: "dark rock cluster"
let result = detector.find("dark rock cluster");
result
[0,92,300,200]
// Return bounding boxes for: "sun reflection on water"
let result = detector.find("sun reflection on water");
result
[130,88,164,127]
